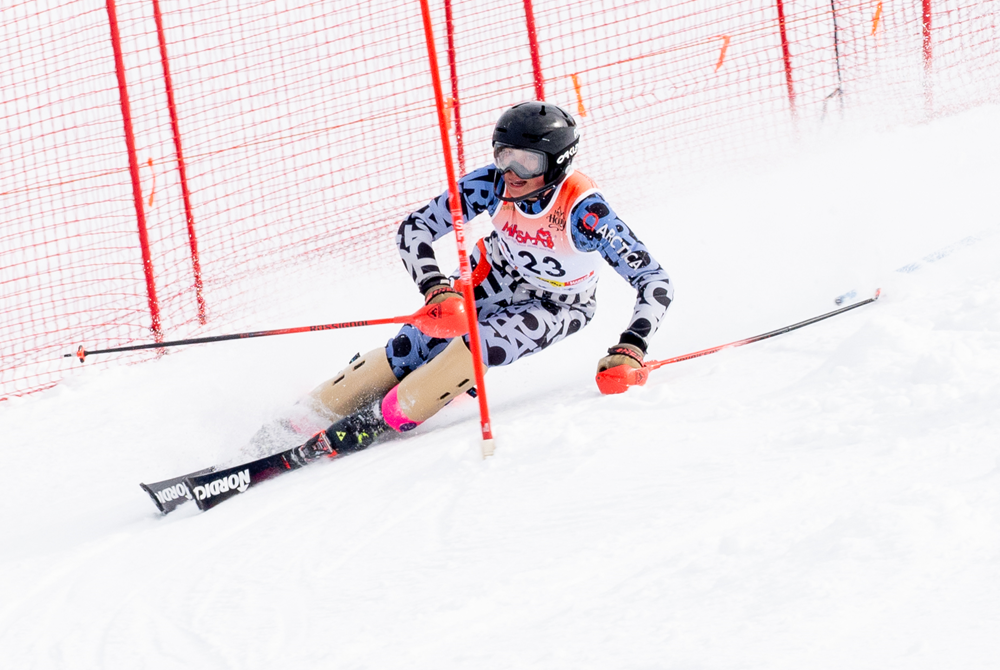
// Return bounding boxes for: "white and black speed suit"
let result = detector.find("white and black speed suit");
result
[386,165,672,379]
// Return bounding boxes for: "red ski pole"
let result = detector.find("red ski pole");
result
[596,289,881,395]
[67,299,468,363]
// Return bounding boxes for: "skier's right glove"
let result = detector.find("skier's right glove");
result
[423,280,462,305]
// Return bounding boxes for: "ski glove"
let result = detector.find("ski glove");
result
[423,280,462,305]
[597,336,645,373]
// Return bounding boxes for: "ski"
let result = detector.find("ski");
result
[185,431,338,512]
[142,404,388,514]
[140,467,215,514]
[141,431,339,515]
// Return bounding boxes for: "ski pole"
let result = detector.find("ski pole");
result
[596,289,881,395]
[67,299,468,363]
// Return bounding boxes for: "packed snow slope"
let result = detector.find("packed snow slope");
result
[2,106,999,669]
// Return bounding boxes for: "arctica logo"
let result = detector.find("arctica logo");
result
[154,482,192,504]
[193,469,251,501]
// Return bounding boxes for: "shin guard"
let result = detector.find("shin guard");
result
[307,348,399,422]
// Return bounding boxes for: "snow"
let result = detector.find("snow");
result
[2,105,1000,669]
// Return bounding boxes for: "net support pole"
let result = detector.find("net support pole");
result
[105,0,162,341]
[922,0,933,116]
[775,0,797,118]
[417,0,495,457]
[828,0,844,114]
[151,0,208,324]
[521,0,546,100]
[443,0,466,175]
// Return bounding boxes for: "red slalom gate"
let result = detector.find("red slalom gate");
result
[418,0,495,457]
[105,0,162,342]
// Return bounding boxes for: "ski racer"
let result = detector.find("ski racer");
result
[286,101,673,457]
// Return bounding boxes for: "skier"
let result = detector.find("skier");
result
[285,101,673,457]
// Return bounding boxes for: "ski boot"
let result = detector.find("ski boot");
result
[292,402,390,463]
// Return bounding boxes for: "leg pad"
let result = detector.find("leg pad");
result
[306,348,399,422]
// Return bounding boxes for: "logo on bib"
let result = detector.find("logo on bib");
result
[501,221,554,249]
[536,271,595,289]
[547,206,566,231]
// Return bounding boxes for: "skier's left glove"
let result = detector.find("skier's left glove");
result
[596,334,646,373]
[423,279,462,305]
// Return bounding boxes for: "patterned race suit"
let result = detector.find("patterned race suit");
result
[387,165,673,379]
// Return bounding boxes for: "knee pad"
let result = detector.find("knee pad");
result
[381,338,483,432]
[386,324,450,379]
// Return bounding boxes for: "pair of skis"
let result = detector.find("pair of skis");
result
[141,433,338,514]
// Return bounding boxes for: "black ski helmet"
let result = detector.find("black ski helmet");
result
[492,101,580,189]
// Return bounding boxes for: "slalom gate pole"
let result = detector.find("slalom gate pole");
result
[66,300,468,363]
[596,289,881,395]
[106,0,163,342]
[418,0,495,458]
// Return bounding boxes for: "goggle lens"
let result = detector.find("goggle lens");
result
[494,146,547,179]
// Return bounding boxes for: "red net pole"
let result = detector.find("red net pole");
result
[922,0,934,113]
[922,0,934,69]
[417,0,495,455]
[521,0,545,101]
[443,0,466,175]
[775,0,796,116]
[105,0,162,341]
[151,0,208,325]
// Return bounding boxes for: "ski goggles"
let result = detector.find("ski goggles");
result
[493,145,548,180]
